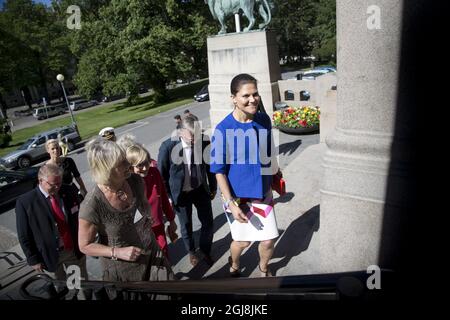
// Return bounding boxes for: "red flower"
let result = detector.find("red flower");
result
[299,120,307,127]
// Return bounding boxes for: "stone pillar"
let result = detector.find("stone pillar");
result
[207,30,281,130]
[319,0,404,272]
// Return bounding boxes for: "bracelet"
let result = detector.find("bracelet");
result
[224,198,234,209]
[224,198,239,209]
[111,246,118,260]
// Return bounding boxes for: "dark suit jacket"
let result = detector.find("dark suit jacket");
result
[157,136,217,206]
[15,184,83,272]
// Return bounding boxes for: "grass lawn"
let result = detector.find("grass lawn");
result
[1,80,207,157]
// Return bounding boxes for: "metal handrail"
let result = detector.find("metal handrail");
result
[19,270,394,300]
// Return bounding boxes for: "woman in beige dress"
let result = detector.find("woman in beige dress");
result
[78,137,174,299]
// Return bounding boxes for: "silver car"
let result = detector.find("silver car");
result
[0,126,81,169]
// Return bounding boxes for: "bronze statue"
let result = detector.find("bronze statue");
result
[205,0,273,34]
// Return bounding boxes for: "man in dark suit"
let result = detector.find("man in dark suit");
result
[158,115,217,266]
[16,163,88,298]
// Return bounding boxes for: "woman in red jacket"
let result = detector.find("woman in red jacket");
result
[126,143,178,258]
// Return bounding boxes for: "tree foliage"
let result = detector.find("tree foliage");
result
[0,0,336,112]
[0,0,74,104]
[70,0,215,103]
[271,0,336,65]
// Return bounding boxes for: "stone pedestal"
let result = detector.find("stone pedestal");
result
[319,0,405,272]
[207,30,281,130]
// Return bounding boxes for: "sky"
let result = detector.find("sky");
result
[1,0,53,9]
[33,0,52,6]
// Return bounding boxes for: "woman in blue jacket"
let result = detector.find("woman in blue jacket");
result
[210,73,279,277]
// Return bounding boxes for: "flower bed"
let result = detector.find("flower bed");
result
[273,106,320,134]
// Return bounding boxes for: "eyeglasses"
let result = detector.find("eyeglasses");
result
[133,161,150,169]
[42,179,61,188]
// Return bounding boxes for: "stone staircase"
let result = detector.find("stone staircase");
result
[0,245,37,300]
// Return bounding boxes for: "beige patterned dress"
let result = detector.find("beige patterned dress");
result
[79,174,174,283]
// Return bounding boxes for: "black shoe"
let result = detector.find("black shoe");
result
[228,256,240,277]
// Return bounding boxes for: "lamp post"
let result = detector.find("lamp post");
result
[56,74,78,134]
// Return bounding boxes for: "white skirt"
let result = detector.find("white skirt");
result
[224,194,279,241]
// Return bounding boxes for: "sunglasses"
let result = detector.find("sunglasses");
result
[133,160,150,169]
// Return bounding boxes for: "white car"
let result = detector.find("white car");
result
[70,99,98,111]
[295,68,335,80]
[33,105,65,120]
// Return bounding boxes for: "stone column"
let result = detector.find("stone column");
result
[207,30,281,130]
[319,0,404,272]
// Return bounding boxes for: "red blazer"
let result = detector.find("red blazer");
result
[143,167,175,227]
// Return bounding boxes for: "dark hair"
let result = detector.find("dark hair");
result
[174,114,181,120]
[184,109,190,114]
[230,73,258,95]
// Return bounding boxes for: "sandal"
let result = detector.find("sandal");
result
[258,264,273,277]
[228,256,240,277]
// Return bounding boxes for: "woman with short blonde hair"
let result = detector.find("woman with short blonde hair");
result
[45,138,87,199]
[79,137,174,295]
[86,138,128,186]
[125,143,178,258]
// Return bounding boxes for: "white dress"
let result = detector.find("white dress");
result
[224,191,279,241]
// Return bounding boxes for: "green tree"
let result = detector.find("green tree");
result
[270,0,336,65]
[271,0,316,64]
[0,0,74,108]
[71,0,214,104]
[310,0,336,64]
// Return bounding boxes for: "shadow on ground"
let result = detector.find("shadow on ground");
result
[277,139,302,156]
[270,205,319,275]
[170,213,229,280]
[202,204,319,279]
[273,192,295,205]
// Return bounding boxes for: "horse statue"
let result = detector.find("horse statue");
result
[205,0,274,35]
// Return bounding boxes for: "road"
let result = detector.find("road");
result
[7,95,136,132]
[0,99,319,256]
[6,81,203,132]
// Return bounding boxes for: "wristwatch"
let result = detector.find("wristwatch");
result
[224,198,239,209]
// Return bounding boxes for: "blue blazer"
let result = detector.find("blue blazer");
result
[210,112,273,199]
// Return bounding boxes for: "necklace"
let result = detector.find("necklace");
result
[103,183,128,202]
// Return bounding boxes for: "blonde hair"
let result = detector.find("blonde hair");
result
[45,139,60,151]
[125,143,150,167]
[116,133,137,151]
[85,137,127,185]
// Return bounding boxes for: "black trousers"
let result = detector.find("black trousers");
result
[174,186,214,256]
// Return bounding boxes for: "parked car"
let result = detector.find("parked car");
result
[194,85,209,102]
[313,66,337,73]
[102,94,125,102]
[33,104,66,120]
[0,126,81,169]
[0,167,39,206]
[295,67,336,81]
[69,99,98,111]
